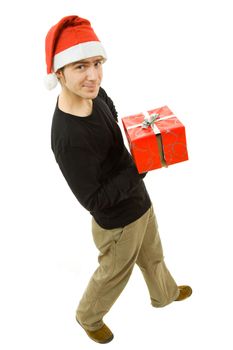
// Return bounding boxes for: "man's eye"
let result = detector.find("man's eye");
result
[97,61,103,66]
[94,61,103,67]
[75,65,85,70]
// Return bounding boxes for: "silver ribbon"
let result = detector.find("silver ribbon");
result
[126,111,175,135]
[141,112,160,128]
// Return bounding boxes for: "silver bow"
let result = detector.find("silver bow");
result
[142,113,160,129]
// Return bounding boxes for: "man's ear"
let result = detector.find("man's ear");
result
[56,69,63,79]
[55,69,65,86]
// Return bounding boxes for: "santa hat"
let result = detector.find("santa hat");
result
[44,15,107,90]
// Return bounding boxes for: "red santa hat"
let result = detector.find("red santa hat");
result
[44,15,107,90]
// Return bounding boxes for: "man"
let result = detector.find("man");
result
[45,15,192,344]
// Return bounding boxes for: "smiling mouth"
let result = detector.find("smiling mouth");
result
[83,85,97,89]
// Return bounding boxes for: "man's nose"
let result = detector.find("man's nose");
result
[86,65,98,80]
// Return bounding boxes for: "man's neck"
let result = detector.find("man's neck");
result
[58,89,92,117]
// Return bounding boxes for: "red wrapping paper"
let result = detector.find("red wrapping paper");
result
[121,105,188,173]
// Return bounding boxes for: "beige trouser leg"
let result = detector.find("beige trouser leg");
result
[76,204,179,331]
[136,205,179,307]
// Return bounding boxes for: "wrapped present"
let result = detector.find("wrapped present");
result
[121,105,188,173]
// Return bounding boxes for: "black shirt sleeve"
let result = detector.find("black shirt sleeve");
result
[56,146,143,212]
[98,87,119,122]
[97,86,147,179]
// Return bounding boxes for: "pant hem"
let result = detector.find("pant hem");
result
[151,288,180,308]
[76,314,104,332]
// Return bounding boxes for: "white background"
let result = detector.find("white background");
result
[1,0,233,349]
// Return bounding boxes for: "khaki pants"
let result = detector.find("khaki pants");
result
[76,204,179,331]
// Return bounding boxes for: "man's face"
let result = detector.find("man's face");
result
[56,56,104,99]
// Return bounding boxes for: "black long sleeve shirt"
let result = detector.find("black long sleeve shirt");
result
[51,87,151,229]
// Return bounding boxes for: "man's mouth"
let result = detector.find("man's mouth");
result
[83,85,97,89]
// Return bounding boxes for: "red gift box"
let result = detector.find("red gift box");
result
[121,105,188,173]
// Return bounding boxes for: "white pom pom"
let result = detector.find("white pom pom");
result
[44,73,58,90]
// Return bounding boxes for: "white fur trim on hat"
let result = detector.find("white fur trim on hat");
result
[53,41,107,72]
[44,73,58,90]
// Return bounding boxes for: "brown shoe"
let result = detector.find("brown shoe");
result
[175,285,192,301]
[76,317,114,344]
